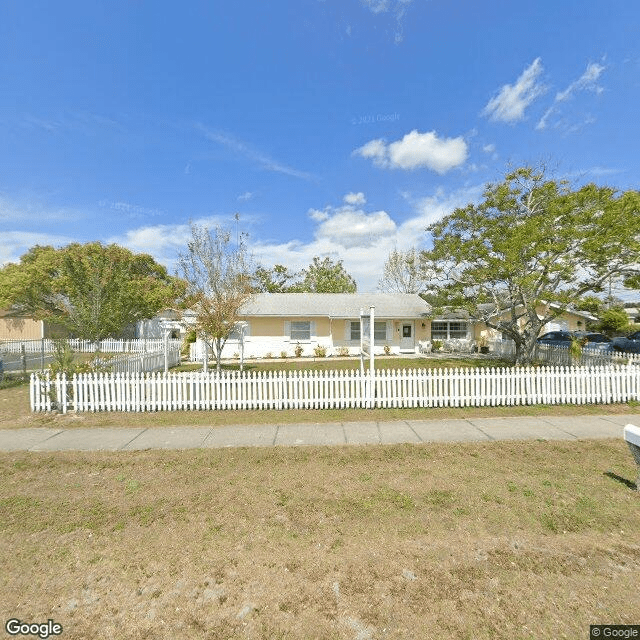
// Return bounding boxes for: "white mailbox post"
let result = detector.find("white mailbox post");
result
[623,424,640,492]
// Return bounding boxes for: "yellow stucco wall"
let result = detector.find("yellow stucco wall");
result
[0,316,42,340]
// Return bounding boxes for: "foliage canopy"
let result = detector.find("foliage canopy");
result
[253,256,357,293]
[421,166,640,363]
[0,242,184,343]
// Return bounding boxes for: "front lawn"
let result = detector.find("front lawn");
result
[174,355,514,373]
[1,439,638,639]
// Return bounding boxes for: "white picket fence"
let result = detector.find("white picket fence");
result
[96,348,181,374]
[489,340,640,366]
[30,364,640,413]
[0,338,182,354]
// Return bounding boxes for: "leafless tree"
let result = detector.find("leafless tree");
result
[378,247,431,294]
[178,222,253,372]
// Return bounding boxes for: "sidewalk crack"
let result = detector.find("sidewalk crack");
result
[120,428,148,450]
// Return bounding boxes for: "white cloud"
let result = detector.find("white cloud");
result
[0,231,75,266]
[107,216,225,271]
[237,191,254,201]
[316,209,397,249]
[196,124,314,181]
[360,0,414,43]
[362,0,389,13]
[98,200,164,219]
[482,143,495,154]
[343,192,366,206]
[536,60,606,131]
[482,58,547,123]
[252,185,482,292]
[556,62,606,102]
[354,130,468,174]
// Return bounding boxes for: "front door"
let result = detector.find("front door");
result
[400,322,415,351]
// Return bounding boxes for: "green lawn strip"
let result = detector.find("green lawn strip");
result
[174,355,514,373]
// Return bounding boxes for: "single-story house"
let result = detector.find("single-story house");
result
[229,293,432,358]
[141,294,598,359]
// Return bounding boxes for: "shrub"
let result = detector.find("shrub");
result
[294,343,303,358]
[597,307,630,336]
[432,340,443,352]
[264,352,273,359]
[280,351,288,359]
[313,345,327,358]
[337,346,350,357]
[383,344,391,355]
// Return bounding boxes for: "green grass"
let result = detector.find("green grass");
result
[174,355,514,373]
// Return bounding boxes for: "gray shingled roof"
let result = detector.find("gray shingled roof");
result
[239,293,431,318]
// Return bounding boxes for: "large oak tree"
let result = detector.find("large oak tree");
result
[421,166,640,364]
[0,242,184,344]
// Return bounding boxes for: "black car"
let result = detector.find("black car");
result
[537,331,613,352]
[536,331,573,347]
[611,330,640,353]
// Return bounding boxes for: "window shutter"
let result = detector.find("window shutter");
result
[345,320,352,341]
[310,321,316,338]
[284,321,290,339]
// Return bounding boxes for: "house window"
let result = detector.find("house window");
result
[290,321,311,341]
[352,320,386,342]
[431,320,468,340]
[374,321,387,342]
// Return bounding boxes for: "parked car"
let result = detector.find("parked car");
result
[536,331,573,347]
[536,331,613,352]
[572,332,614,352]
[611,330,640,353]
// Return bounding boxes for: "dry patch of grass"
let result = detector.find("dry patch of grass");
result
[1,439,639,639]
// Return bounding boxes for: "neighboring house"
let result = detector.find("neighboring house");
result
[624,307,640,325]
[135,309,189,340]
[0,309,68,341]
[473,302,597,344]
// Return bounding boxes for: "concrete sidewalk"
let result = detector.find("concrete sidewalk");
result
[0,413,639,452]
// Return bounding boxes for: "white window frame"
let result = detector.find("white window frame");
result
[431,320,469,340]
[290,320,311,341]
[350,320,387,343]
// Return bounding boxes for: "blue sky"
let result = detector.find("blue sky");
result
[1,0,639,296]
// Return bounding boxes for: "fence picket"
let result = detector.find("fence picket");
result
[28,364,640,413]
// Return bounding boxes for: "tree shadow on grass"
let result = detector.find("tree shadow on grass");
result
[603,471,637,491]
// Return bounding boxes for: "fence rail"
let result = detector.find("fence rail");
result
[489,340,640,365]
[0,338,183,354]
[30,364,640,413]
[97,349,182,374]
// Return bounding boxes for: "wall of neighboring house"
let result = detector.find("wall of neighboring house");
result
[476,307,590,343]
[0,312,71,341]
[0,315,43,340]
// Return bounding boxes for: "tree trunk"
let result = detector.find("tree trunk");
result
[214,338,222,373]
[514,332,539,365]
